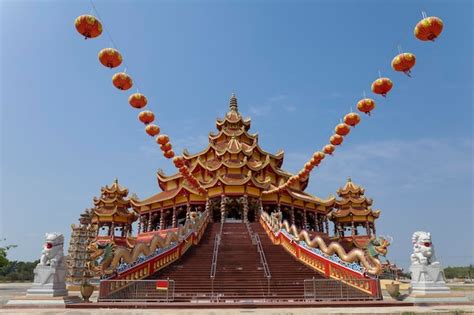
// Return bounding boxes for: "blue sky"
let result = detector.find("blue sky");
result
[1,0,472,270]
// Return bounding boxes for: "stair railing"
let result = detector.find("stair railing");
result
[210,222,223,302]
[245,221,256,245]
[254,234,271,297]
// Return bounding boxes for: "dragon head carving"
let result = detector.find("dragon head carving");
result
[367,235,391,258]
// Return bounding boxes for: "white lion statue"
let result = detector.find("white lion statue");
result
[38,232,65,268]
[410,231,439,265]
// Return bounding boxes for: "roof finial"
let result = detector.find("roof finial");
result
[229,93,238,111]
[347,176,352,182]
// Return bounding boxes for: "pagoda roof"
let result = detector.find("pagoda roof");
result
[130,185,200,208]
[180,139,284,162]
[92,206,137,220]
[287,189,335,206]
[337,177,365,196]
[328,207,381,219]
[215,94,252,131]
[133,94,336,211]
[91,179,137,223]
[101,178,129,196]
[335,196,373,207]
[330,178,381,223]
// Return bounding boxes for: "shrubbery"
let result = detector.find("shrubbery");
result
[444,265,473,279]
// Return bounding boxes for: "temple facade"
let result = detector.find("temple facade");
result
[130,94,335,237]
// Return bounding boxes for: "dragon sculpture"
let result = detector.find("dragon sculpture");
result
[262,211,390,275]
[87,211,208,276]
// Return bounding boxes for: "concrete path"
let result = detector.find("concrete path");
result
[1,282,473,314]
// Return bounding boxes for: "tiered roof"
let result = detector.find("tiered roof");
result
[132,94,334,212]
[92,179,137,224]
[328,178,380,222]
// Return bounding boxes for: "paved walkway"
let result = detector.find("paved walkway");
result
[1,283,473,314]
[1,305,474,314]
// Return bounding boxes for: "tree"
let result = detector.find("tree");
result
[0,239,17,268]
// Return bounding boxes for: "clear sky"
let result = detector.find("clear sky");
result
[0,0,472,270]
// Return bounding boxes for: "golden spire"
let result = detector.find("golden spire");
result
[229,93,238,112]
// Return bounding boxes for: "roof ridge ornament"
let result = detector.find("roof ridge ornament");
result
[229,93,238,112]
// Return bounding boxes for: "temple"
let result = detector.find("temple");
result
[131,94,334,233]
[69,94,390,303]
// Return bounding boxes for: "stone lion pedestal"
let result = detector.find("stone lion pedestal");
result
[7,233,81,307]
[406,231,468,304]
[26,264,68,297]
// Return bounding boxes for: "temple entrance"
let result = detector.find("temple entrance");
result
[226,198,243,223]
[208,196,261,223]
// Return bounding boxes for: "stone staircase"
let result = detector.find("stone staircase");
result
[145,222,372,302]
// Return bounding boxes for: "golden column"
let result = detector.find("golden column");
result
[242,195,249,223]
[220,195,227,223]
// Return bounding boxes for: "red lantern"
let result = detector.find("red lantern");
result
[112,72,133,90]
[74,15,102,39]
[371,78,393,97]
[160,143,172,152]
[173,156,185,168]
[304,162,313,172]
[357,98,376,115]
[344,112,361,127]
[138,110,155,125]
[323,144,335,155]
[309,156,321,167]
[414,16,444,41]
[392,53,416,76]
[145,124,160,136]
[300,169,310,178]
[163,150,175,159]
[330,134,344,146]
[128,93,148,109]
[98,48,122,68]
[156,134,170,145]
[312,151,325,161]
[335,123,351,136]
[179,166,188,174]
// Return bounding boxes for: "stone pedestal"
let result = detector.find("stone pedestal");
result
[26,264,68,297]
[410,264,450,295]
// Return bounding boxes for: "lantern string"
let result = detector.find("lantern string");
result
[89,0,143,93]
[88,1,205,193]
[398,45,403,54]
[89,0,118,50]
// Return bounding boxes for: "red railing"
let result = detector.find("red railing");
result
[259,217,380,298]
[106,212,210,282]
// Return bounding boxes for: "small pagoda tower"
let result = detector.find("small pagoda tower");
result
[92,178,137,246]
[328,177,380,249]
[66,208,97,285]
